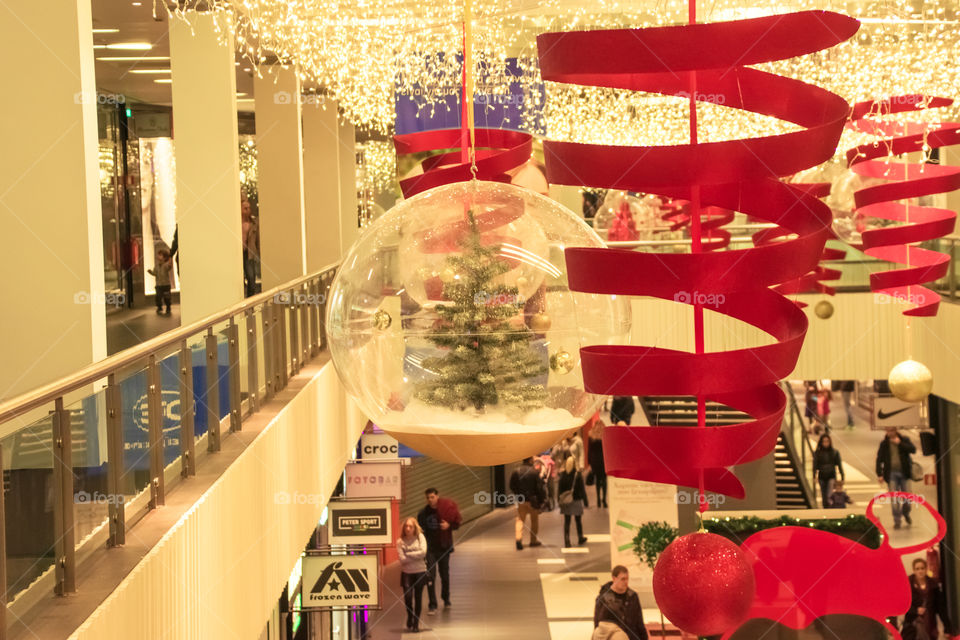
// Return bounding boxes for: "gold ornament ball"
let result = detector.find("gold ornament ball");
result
[888,359,933,403]
[550,350,574,375]
[372,309,392,331]
[440,267,457,283]
[530,313,551,332]
[814,300,834,319]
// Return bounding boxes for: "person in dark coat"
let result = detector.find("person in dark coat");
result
[587,420,607,508]
[417,488,462,613]
[558,456,589,547]
[593,565,648,640]
[876,428,917,529]
[609,396,635,426]
[902,558,941,640]
[509,457,546,550]
[813,434,845,508]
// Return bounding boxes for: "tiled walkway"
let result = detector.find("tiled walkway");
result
[370,505,624,640]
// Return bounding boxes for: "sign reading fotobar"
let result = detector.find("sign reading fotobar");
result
[301,553,380,610]
[328,500,392,545]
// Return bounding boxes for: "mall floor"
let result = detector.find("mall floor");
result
[106,302,180,354]
[372,505,656,640]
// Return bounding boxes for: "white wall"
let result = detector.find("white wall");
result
[68,363,366,639]
[0,0,106,400]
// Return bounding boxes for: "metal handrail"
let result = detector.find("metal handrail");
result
[0,263,337,424]
[0,262,339,631]
[782,381,818,507]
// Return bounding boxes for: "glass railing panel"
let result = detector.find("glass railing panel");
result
[66,388,110,548]
[117,364,153,499]
[3,409,56,598]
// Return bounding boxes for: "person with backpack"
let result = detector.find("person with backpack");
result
[509,457,546,550]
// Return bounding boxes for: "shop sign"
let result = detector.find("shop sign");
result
[301,552,380,610]
[328,500,392,545]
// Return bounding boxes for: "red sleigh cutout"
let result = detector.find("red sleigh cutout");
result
[722,492,947,639]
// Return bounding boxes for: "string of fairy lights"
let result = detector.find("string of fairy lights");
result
[175,0,959,188]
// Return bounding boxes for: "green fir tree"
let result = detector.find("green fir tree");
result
[415,209,548,412]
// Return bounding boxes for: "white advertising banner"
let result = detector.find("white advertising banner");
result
[607,477,679,589]
[301,552,380,610]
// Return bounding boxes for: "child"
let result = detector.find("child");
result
[148,248,173,316]
[827,480,853,508]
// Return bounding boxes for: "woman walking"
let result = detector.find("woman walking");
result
[558,456,589,547]
[587,420,607,508]
[396,517,429,632]
[813,434,845,509]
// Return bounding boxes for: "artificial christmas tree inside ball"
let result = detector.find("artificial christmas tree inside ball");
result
[326,181,630,465]
[653,532,755,637]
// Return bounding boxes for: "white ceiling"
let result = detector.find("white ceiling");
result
[92,0,255,110]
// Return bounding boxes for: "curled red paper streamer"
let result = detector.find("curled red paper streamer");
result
[762,181,846,300]
[846,95,960,316]
[537,10,859,498]
[393,128,533,198]
[723,492,946,639]
[660,201,735,251]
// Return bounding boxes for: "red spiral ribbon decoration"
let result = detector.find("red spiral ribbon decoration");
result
[537,11,859,498]
[393,128,533,198]
[763,181,845,300]
[846,96,960,316]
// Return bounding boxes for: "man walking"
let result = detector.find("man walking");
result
[876,427,917,529]
[417,488,462,614]
[593,565,648,640]
[509,457,546,550]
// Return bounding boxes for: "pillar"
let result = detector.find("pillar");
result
[169,12,244,324]
[337,120,360,253]
[0,0,106,402]
[255,66,307,288]
[302,99,343,270]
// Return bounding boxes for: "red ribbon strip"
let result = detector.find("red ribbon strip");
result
[537,11,859,498]
[393,128,533,198]
[846,96,960,316]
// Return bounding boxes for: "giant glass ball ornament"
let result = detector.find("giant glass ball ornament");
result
[593,190,662,242]
[326,180,631,466]
[888,359,933,403]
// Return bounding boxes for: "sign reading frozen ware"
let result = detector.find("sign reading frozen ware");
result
[344,460,403,499]
[328,500,392,545]
[301,553,380,609]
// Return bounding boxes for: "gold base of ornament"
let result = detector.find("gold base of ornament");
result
[381,427,576,466]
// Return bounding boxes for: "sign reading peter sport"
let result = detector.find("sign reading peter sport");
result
[328,500,392,545]
[300,551,381,610]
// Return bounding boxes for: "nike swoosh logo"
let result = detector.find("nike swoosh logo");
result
[878,407,910,420]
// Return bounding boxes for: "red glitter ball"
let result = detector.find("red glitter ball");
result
[653,532,755,637]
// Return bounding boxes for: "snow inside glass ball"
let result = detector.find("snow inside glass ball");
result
[326,180,631,466]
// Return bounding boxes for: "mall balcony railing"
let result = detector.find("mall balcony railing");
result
[0,264,338,638]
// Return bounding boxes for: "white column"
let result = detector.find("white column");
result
[0,0,106,401]
[169,12,244,324]
[337,120,360,253]
[302,99,343,270]
[255,66,307,288]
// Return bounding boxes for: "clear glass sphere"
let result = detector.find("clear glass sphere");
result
[326,180,631,465]
[594,190,662,242]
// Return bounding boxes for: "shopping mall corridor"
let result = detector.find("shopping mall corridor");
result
[818,395,941,567]
[372,505,643,640]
